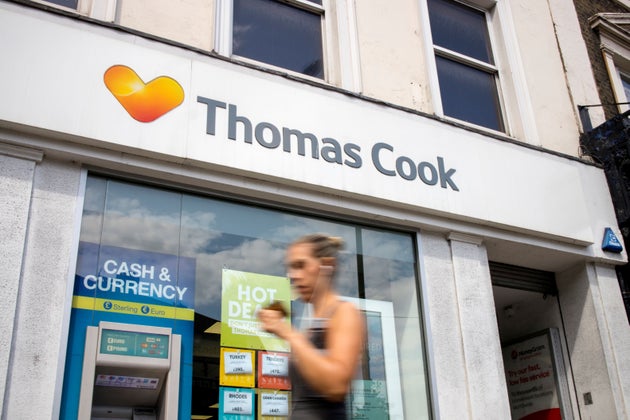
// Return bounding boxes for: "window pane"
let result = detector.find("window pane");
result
[621,73,630,101]
[44,0,78,8]
[359,228,430,418]
[233,0,324,78]
[100,180,182,254]
[428,0,493,64]
[436,56,504,131]
[65,176,430,419]
[180,194,360,320]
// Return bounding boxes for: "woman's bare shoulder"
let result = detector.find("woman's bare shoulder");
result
[330,300,363,325]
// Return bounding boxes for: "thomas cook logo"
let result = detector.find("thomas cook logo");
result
[104,65,184,122]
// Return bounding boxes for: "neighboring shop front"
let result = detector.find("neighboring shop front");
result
[1,2,629,419]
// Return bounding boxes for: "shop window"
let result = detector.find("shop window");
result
[60,176,431,419]
[225,0,325,79]
[427,0,504,131]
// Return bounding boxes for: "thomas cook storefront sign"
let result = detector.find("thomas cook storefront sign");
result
[196,96,459,191]
[100,64,460,192]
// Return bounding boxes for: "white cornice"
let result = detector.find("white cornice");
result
[0,141,44,162]
[590,13,630,51]
[447,232,484,246]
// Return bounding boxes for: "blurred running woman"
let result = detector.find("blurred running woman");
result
[258,233,365,419]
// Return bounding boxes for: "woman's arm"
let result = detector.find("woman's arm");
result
[258,301,365,401]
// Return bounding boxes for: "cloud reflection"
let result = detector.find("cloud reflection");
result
[79,177,429,414]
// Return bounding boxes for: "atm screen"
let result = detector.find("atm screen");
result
[100,329,169,359]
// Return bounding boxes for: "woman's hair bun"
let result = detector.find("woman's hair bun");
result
[294,233,344,258]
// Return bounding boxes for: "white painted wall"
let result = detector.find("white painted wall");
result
[508,0,583,155]
[1,157,81,419]
[353,0,432,111]
[420,232,511,419]
[117,0,216,51]
[546,0,607,129]
[557,263,630,419]
[0,145,42,416]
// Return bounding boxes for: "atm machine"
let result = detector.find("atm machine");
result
[77,322,181,420]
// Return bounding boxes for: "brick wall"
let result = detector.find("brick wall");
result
[573,0,628,120]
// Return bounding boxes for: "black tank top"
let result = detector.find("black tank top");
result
[289,303,347,419]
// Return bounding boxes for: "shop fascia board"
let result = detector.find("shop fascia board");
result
[1,124,625,274]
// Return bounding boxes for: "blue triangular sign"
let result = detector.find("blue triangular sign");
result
[602,227,623,253]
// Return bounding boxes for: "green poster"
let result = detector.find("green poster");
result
[221,269,291,352]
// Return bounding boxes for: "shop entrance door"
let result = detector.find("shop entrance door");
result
[491,262,575,419]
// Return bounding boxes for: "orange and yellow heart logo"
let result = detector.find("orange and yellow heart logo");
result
[103,65,184,123]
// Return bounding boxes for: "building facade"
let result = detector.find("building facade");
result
[1,0,630,419]
[574,0,630,320]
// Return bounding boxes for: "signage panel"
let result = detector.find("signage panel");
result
[502,329,573,420]
[100,329,169,359]
[258,351,291,390]
[61,242,196,419]
[219,348,256,388]
[219,387,255,419]
[220,269,291,352]
[258,390,290,418]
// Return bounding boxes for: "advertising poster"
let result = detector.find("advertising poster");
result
[258,390,290,419]
[219,387,256,420]
[219,347,256,388]
[221,269,291,352]
[61,242,196,419]
[349,379,389,420]
[502,329,570,420]
[258,351,291,390]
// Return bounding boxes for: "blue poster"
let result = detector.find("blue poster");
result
[219,387,256,420]
[60,242,196,419]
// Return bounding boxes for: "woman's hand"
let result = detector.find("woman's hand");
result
[257,308,292,340]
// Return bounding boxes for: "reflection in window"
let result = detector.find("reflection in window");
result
[75,176,429,419]
[621,73,630,102]
[42,0,78,9]
[232,0,325,79]
[428,0,504,131]
[436,56,503,131]
[360,228,429,417]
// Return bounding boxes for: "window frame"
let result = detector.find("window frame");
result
[31,0,117,21]
[215,0,361,89]
[591,14,630,114]
[424,0,507,133]
[216,0,328,81]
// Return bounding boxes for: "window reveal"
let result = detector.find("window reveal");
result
[232,0,325,79]
[428,0,504,131]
